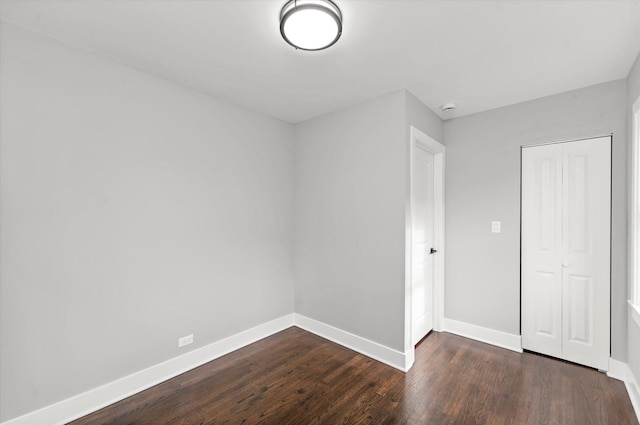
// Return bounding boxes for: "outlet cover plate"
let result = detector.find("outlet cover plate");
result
[178,334,194,348]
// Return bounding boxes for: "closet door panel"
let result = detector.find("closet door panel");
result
[561,137,610,370]
[521,144,563,358]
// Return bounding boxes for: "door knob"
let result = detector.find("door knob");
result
[562,262,569,268]
[430,248,438,254]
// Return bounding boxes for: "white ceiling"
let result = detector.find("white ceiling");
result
[1,0,639,123]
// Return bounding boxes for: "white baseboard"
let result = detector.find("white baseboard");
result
[1,314,295,425]
[607,357,629,381]
[607,358,640,423]
[443,318,523,353]
[293,314,412,371]
[7,313,631,425]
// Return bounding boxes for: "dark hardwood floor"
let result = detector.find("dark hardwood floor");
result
[69,327,638,425]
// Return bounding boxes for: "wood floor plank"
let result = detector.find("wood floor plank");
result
[68,328,639,425]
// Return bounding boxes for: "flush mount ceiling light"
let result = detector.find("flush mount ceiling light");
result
[280,0,343,51]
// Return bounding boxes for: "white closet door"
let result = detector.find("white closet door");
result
[561,138,610,370]
[522,144,564,359]
[522,137,610,370]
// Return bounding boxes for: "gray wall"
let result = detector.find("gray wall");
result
[294,90,443,352]
[405,91,444,143]
[443,80,628,360]
[0,24,295,421]
[294,91,406,351]
[627,51,640,382]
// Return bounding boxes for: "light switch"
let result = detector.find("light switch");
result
[491,221,501,233]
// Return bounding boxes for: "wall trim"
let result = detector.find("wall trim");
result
[629,300,640,329]
[607,357,629,381]
[443,318,523,353]
[6,314,632,424]
[607,358,640,423]
[293,314,412,372]
[0,314,295,425]
[2,314,411,425]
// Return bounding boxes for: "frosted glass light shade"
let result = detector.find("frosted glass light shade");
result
[280,0,342,51]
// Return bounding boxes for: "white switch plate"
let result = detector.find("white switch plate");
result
[178,334,194,348]
[491,221,501,233]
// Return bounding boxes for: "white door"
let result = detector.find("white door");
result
[521,143,564,359]
[411,145,435,345]
[522,137,611,370]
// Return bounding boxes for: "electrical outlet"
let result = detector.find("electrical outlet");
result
[491,221,501,233]
[178,334,194,348]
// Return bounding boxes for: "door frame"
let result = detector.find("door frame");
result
[404,126,445,370]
